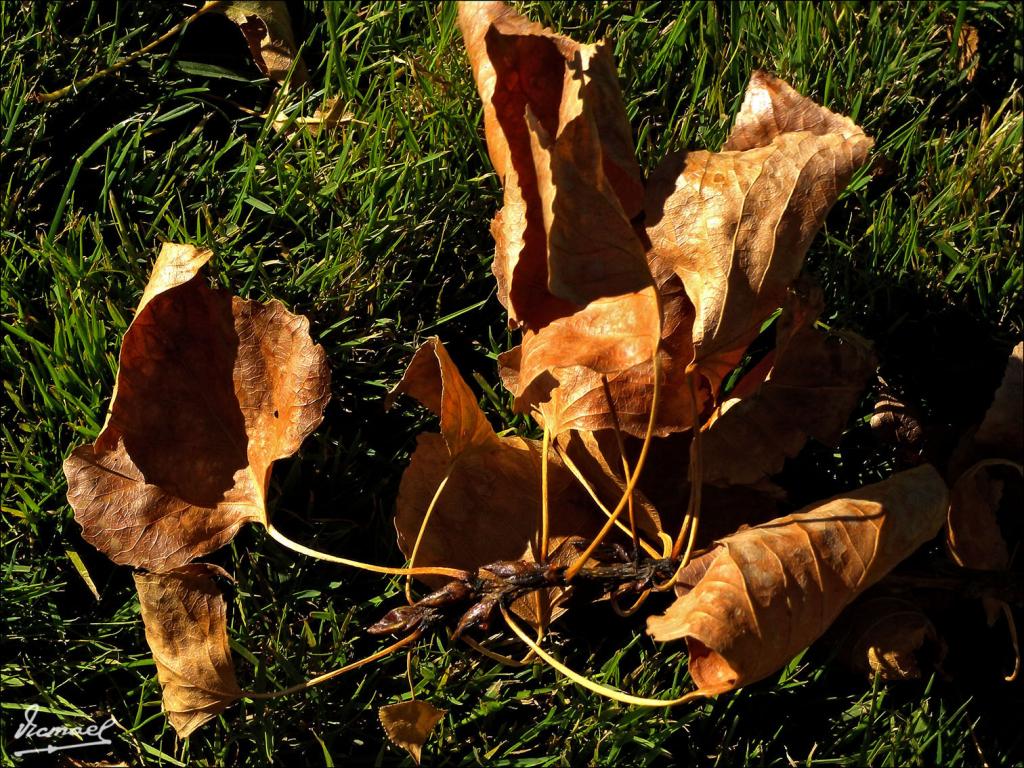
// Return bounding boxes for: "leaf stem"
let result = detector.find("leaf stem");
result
[540,424,551,563]
[554,446,661,558]
[1001,601,1020,682]
[564,353,662,581]
[29,1,225,104]
[265,524,470,580]
[244,631,421,700]
[611,589,651,617]
[461,630,540,667]
[405,465,454,603]
[502,605,713,706]
[671,367,704,560]
[601,375,639,557]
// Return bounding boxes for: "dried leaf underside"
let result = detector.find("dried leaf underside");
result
[134,564,242,738]
[64,243,329,572]
[647,466,949,693]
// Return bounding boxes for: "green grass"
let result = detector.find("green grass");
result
[2,1,1022,765]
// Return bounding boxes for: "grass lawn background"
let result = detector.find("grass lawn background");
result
[2,1,1022,765]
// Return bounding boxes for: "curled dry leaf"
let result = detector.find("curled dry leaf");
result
[379,700,446,765]
[64,243,330,572]
[461,4,872,438]
[216,0,309,86]
[702,280,877,486]
[646,71,873,395]
[947,465,1009,573]
[458,1,669,438]
[834,595,944,681]
[391,338,656,624]
[647,465,949,694]
[134,564,242,738]
[458,0,647,328]
[498,285,667,437]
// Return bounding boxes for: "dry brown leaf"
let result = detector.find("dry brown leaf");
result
[388,336,497,455]
[463,8,871,439]
[217,1,309,86]
[834,595,944,681]
[646,71,872,396]
[379,700,446,765]
[458,1,647,330]
[64,243,330,572]
[498,285,678,437]
[134,564,242,738]
[392,338,623,624]
[647,465,948,694]
[459,1,696,438]
[702,281,877,486]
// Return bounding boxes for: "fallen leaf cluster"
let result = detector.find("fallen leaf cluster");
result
[60,1,1021,762]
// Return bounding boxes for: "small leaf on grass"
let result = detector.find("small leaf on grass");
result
[947,20,980,83]
[647,465,949,694]
[379,700,446,765]
[215,1,309,86]
[135,564,242,738]
[64,243,330,571]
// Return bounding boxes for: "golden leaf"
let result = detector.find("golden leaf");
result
[379,700,446,765]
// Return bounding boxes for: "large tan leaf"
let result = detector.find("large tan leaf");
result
[134,564,242,738]
[216,1,309,86]
[702,281,876,485]
[647,466,948,694]
[646,71,872,395]
[392,338,617,623]
[458,0,648,330]
[64,243,330,572]
[379,700,446,765]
